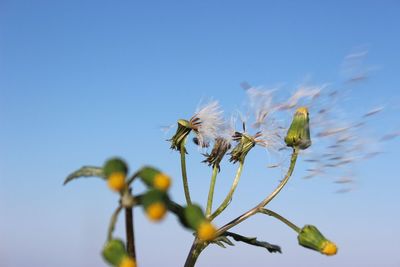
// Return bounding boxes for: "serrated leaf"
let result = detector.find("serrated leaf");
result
[63,166,105,185]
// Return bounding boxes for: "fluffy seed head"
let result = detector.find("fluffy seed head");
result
[190,101,224,148]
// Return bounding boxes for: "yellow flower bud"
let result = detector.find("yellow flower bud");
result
[153,173,171,191]
[107,172,126,192]
[119,256,137,267]
[297,225,338,256]
[197,221,217,241]
[146,202,167,221]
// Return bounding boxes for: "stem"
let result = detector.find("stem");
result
[125,207,136,258]
[184,238,207,267]
[126,169,141,186]
[205,165,219,217]
[210,161,244,220]
[259,208,301,233]
[180,144,192,205]
[107,205,123,241]
[215,148,299,236]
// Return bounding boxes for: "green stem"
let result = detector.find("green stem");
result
[210,161,244,220]
[215,148,299,236]
[205,165,219,217]
[259,208,300,233]
[180,144,192,205]
[107,205,123,241]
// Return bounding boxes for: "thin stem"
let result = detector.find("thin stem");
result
[107,205,123,241]
[184,238,207,267]
[180,143,192,205]
[126,169,141,186]
[215,148,299,236]
[259,208,301,233]
[125,207,136,258]
[210,161,244,220]
[205,165,219,217]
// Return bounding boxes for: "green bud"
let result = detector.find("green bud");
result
[169,119,192,152]
[102,239,126,266]
[141,189,169,210]
[103,158,128,178]
[138,166,171,191]
[298,225,338,256]
[285,107,311,150]
[184,204,206,230]
[229,132,256,163]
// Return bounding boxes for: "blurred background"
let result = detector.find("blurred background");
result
[1,1,400,266]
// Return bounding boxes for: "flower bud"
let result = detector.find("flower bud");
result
[138,166,171,191]
[169,119,192,151]
[104,158,128,178]
[183,204,217,241]
[285,107,311,150]
[297,225,338,256]
[102,239,126,266]
[183,204,206,230]
[142,189,169,222]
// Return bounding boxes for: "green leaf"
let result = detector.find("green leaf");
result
[63,166,105,185]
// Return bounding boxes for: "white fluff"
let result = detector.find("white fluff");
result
[192,101,224,147]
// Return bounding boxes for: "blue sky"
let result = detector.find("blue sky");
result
[1,1,400,267]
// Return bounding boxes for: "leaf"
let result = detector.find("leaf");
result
[225,231,282,253]
[63,166,105,185]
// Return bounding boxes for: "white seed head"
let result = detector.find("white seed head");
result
[191,101,224,148]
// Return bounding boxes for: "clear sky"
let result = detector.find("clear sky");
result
[1,1,400,267]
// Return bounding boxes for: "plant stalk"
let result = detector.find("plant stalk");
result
[107,205,123,241]
[205,165,219,217]
[259,208,301,233]
[184,238,207,267]
[210,161,244,220]
[180,144,192,205]
[215,148,299,236]
[125,207,136,258]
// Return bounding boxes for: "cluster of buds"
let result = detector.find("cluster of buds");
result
[137,167,172,221]
[102,239,136,267]
[104,158,129,193]
[184,204,217,241]
[297,225,338,256]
